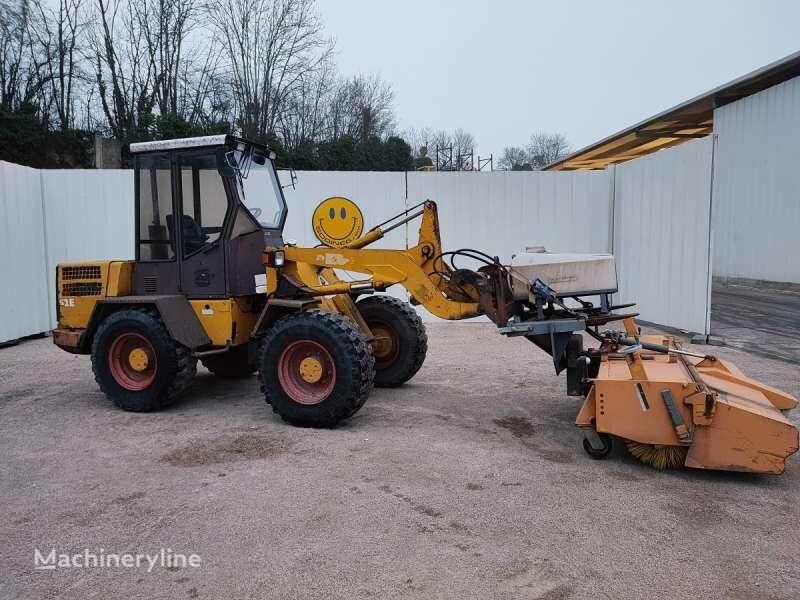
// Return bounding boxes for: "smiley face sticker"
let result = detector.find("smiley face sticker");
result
[312,196,364,248]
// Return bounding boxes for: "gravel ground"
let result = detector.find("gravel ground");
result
[1,323,799,600]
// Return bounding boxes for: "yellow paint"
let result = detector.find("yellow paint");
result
[299,357,323,383]
[56,258,260,349]
[128,347,149,371]
[312,197,364,247]
[320,292,373,339]
[265,265,278,295]
[57,260,133,329]
[106,261,133,296]
[189,298,259,347]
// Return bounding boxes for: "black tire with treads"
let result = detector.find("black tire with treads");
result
[91,307,196,412]
[357,295,427,387]
[257,310,374,427]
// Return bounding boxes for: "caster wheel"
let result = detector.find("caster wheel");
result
[583,432,613,459]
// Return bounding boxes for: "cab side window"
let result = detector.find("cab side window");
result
[178,155,230,258]
[137,153,175,261]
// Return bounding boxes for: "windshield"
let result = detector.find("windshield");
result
[232,148,287,229]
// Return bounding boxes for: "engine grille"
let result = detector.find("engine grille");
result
[62,282,103,296]
[143,276,157,293]
[62,265,102,280]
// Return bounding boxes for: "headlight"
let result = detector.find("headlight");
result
[273,250,285,267]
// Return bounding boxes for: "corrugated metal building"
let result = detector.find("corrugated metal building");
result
[547,50,800,287]
[712,75,800,284]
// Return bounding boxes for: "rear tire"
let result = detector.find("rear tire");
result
[357,295,427,387]
[91,308,196,412]
[257,310,374,427]
[201,345,255,378]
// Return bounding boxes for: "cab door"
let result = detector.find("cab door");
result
[134,152,181,295]
[175,152,231,298]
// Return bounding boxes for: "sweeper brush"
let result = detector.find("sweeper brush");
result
[624,442,688,470]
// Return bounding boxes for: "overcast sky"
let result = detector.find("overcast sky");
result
[317,0,800,159]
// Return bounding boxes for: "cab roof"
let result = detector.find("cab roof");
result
[129,135,266,154]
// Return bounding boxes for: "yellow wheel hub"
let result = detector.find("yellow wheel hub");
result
[128,347,150,372]
[298,357,323,383]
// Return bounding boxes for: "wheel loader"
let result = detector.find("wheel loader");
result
[52,135,799,474]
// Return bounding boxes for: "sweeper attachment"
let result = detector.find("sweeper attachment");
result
[574,321,798,473]
[494,251,799,474]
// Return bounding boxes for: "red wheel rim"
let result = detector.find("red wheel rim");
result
[277,340,336,405]
[108,332,158,391]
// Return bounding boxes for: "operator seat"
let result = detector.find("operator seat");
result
[166,214,208,255]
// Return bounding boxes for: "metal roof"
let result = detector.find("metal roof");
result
[129,135,231,154]
[546,50,800,171]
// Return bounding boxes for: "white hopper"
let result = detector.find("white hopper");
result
[508,248,617,300]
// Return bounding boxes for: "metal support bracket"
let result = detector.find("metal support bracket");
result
[661,389,692,445]
[497,318,585,338]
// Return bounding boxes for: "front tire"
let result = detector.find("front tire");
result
[257,310,374,427]
[357,295,427,387]
[91,308,196,412]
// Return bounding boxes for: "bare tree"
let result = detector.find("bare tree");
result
[452,128,474,169]
[277,54,335,149]
[326,73,394,142]
[28,0,87,130]
[207,0,333,139]
[91,0,158,139]
[527,131,569,169]
[401,126,433,159]
[0,0,48,110]
[425,129,476,170]
[134,0,198,118]
[182,47,230,128]
[0,0,25,108]
[498,146,530,170]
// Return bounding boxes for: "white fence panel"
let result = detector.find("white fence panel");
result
[712,76,800,284]
[0,159,715,340]
[0,162,51,343]
[282,171,406,248]
[613,137,714,334]
[407,170,613,261]
[41,169,134,328]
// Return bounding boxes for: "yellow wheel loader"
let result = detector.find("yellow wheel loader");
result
[53,135,798,473]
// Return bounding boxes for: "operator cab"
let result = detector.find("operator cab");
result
[129,135,287,298]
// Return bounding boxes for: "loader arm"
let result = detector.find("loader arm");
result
[277,201,483,321]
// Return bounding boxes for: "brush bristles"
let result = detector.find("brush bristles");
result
[626,441,688,470]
